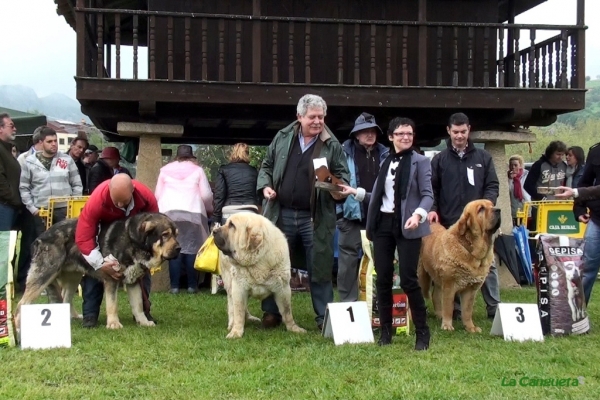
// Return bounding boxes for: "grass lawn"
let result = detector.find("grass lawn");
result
[1,286,598,400]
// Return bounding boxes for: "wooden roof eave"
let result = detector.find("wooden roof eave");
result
[55,0,76,29]
[55,0,551,30]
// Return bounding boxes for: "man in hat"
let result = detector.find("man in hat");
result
[336,112,390,302]
[84,144,99,167]
[88,146,131,194]
[83,144,100,194]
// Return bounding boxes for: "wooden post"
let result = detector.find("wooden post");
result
[76,0,85,77]
[418,0,427,86]
[506,0,515,87]
[252,0,262,82]
[576,0,585,88]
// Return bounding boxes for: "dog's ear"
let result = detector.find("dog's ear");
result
[246,225,264,250]
[140,220,156,233]
[457,213,470,236]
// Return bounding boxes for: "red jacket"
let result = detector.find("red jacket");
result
[76,179,159,256]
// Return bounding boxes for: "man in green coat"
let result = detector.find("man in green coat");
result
[257,94,350,330]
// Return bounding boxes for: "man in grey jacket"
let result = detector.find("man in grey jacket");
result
[19,126,82,236]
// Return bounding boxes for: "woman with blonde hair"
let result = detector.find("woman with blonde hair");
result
[508,154,530,225]
[213,143,259,225]
[155,145,213,294]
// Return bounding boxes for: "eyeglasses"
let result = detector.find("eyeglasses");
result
[392,132,414,138]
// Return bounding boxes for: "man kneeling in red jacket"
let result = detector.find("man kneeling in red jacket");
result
[76,174,159,328]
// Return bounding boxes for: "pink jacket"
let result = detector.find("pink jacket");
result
[155,161,213,216]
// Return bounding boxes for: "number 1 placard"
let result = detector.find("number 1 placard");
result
[20,303,71,350]
[322,301,374,345]
[490,303,544,342]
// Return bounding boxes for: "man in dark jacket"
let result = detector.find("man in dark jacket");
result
[428,113,500,319]
[67,136,90,194]
[0,113,21,230]
[336,112,389,302]
[88,146,132,194]
[257,94,350,330]
[572,142,600,304]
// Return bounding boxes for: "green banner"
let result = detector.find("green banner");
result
[546,211,580,235]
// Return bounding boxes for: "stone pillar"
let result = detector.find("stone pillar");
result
[483,141,513,235]
[117,122,184,292]
[470,130,537,289]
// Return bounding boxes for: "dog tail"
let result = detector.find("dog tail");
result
[417,260,431,299]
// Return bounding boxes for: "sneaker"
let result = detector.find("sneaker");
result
[187,287,198,294]
[82,316,98,329]
[169,288,180,294]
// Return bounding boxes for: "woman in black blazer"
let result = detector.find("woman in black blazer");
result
[344,117,433,350]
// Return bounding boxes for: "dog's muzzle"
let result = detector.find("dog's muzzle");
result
[490,208,502,232]
[165,245,181,260]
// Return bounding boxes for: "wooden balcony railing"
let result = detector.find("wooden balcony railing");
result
[75,4,586,90]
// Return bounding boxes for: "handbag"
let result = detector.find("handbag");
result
[194,234,220,274]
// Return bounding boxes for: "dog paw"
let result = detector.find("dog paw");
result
[246,315,261,323]
[441,322,454,331]
[466,325,482,333]
[287,325,307,334]
[72,314,83,320]
[106,321,123,329]
[226,329,244,339]
[138,320,156,327]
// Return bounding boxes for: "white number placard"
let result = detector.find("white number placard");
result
[490,303,544,342]
[322,301,374,345]
[20,303,71,350]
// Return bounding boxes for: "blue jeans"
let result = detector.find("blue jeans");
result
[261,208,333,326]
[82,271,152,319]
[582,220,600,304]
[0,203,18,231]
[169,253,198,289]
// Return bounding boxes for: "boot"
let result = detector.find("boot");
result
[407,290,430,351]
[376,290,393,346]
[378,323,393,346]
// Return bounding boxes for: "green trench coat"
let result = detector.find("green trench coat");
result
[256,121,350,283]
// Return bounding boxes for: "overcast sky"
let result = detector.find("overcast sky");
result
[0,0,598,99]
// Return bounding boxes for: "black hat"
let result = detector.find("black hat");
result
[176,145,196,159]
[85,144,99,154]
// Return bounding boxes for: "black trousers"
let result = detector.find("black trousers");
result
[372,213,425,326]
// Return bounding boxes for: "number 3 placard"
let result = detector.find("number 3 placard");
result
[20,303,72,350]
[322,301,374,345]
[490,303,544,342]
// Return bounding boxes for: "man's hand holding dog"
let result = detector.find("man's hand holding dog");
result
[101,260,122,280]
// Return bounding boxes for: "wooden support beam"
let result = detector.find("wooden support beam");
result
[418,0,428,86]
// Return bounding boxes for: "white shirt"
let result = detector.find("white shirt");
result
[379,158,427,222]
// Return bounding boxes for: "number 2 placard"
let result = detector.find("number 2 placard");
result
[490,303,544,342]
[322,301,374,345]
[20,303,71,350]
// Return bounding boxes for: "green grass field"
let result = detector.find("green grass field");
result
[1,287,597,400]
